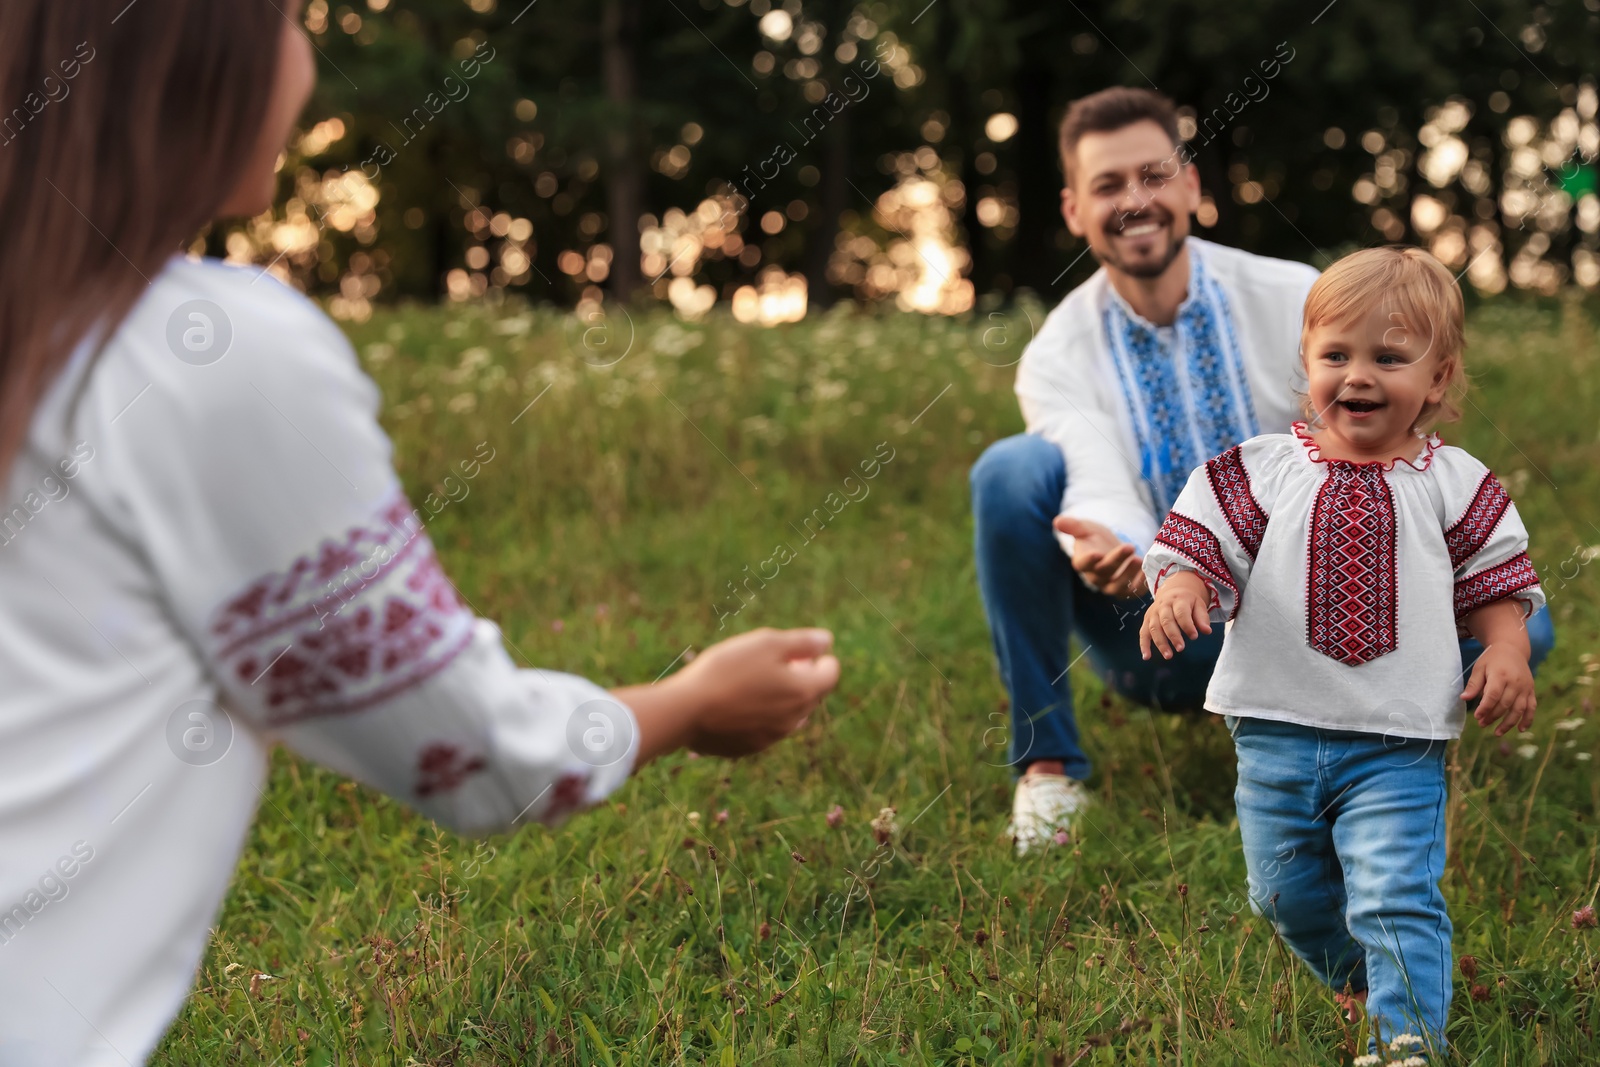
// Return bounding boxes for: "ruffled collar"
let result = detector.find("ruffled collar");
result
[1292,421,1440,473]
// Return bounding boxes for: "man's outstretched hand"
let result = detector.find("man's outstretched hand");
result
[1053,515,1148,598]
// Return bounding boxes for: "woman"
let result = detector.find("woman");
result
[0,3,839,1063]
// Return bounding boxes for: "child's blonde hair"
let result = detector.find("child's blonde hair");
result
[1300,246,1467,431]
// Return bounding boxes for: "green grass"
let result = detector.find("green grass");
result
[155,294,1600,1065]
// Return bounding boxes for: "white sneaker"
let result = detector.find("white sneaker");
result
[1009,773,1092,856]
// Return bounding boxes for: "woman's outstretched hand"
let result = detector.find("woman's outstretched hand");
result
[678,627,840,755]
[619,627,840,765]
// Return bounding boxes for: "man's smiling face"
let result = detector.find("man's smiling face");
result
[1061,120,1201,280]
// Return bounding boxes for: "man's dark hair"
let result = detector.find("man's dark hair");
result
[1057,87,1182,182]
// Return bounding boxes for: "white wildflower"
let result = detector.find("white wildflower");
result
[1578,752,1592,761]
[1389,1033,1425,1050]
[1554,718,1584,730]
[1516,743,1539,760]
[1399,1058,1428,1067]
[649,324,703,357]
[870,806,899,844]
[1352,1055,1381,1066]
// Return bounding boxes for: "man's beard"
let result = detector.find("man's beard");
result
[1090,211,1186,279]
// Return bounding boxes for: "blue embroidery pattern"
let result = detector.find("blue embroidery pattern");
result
[1102,246,1258,514]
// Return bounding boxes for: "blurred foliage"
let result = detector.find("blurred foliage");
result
[221,0,1600,315]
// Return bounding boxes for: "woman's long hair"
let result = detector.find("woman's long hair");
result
[0,0,282,475]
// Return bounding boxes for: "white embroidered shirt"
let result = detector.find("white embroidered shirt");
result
[1141,425,1544,738]
[0,257,639,1066]
[1015,237,1319,554]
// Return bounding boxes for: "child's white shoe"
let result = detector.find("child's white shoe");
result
[1009,773,1091,856]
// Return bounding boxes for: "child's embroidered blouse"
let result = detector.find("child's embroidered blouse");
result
[1142,422,1543,738]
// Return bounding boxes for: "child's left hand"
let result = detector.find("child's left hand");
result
[1462,644,1536,736]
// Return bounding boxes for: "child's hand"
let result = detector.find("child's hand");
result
[1462,643,1536,736]
[1139,570,1213,661]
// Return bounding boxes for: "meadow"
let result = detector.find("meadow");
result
[156,294,1600,1066]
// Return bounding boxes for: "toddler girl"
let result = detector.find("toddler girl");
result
[1139,246,1543,1055]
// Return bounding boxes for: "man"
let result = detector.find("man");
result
[971,86,1555,855]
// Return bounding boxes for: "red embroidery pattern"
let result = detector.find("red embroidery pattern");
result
[207,490,475,726]
[1454,552,1539,618]
[1306,463,1398,666]
[543,772,593,821]
[1205,445,1267,560]
[415,742,489,798]
[1445,473,1511,571]
[1152,512,1239,616]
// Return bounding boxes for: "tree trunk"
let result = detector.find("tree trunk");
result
[602,0,642,301]
[430,136,452,298]
[940,5,985,295]
[803,109,850,308]
[1011,57,1056,296]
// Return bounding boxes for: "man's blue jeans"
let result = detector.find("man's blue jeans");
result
[1229,715,1451,1053]
[970,434,1555,780]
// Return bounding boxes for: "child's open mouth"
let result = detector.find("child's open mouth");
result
[1340,399,1383,417]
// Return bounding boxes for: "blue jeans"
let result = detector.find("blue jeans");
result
[1229,715,1450,1054]
[970,433,1554,780]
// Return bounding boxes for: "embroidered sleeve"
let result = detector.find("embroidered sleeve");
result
[1445,472,1513,570]
[1447,470,1544,621]
[1204,444,1268,561]
[1142,460,1259,622]
[1150,514,1237,617]
[207,491,474,727]
[98,267,637,834]
[202,490,639,835]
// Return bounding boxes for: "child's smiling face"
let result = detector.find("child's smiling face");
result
[1302,302,1451,461]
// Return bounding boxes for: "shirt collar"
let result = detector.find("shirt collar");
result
[1292,420,1442,474]
[1103,237,1209,336]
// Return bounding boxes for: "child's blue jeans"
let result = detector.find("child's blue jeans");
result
[1227,714,1451,1054]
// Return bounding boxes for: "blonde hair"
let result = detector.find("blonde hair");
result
[1300,246,1467,431]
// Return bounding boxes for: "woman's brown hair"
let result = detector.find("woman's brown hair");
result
[0,0,282,475]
